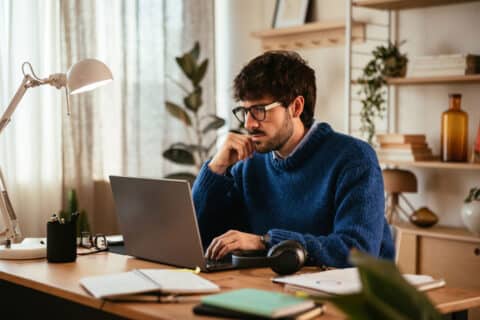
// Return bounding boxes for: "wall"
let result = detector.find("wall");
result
[215,0,480,227]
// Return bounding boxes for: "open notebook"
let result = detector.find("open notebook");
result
[274,267,445,296]
[80,269,219,300]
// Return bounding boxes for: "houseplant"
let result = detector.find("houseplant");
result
[357,42,408,145]
[58,189,90,237]
[461,187,480,234]
[163,42,226,182]
[306,250,443,320]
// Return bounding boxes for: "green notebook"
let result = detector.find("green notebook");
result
[201,288,315,319]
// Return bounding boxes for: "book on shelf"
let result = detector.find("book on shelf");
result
[409,53,480,66]
[274,268,446,297]
[79,269,219,300]
[376,148,433,156]
[376,134,426,144]
[197,288,316,319]
[377,153,436,162]
[407,67,479,77]
[379,142,429,150]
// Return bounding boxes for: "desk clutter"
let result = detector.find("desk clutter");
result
[46,212,79,263]
[79,266,445,319]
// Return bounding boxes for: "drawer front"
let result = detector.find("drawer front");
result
[418,237,480,289]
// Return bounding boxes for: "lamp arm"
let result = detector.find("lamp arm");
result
[0,70,66,244]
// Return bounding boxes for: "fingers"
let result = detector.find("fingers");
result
[206,230,240,260]
[229,134,254,160]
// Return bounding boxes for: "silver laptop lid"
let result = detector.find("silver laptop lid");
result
[109,176,207,270]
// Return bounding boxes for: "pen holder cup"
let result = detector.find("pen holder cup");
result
[47,221,77,263]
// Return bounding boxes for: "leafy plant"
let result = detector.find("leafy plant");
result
[58,189,90,237]
[357,42,408,145]
[465,187,480,203]
[307,250,443,320]
[163,42,226,182]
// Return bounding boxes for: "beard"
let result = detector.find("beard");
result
[249,111,294,153]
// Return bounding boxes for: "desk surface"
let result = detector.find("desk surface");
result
[1,252,480,320]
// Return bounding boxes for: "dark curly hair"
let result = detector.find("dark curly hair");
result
[233,51,316,128]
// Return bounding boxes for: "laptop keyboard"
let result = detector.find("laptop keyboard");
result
[205,254,234,271]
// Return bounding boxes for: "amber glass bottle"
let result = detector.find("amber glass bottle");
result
[440,94,468,162]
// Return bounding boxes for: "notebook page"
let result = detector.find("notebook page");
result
[138,269,220,294]
[80,271,159,298]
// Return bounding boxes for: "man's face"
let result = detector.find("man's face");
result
[241,97,294,153]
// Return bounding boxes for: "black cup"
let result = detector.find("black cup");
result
[47,221,77,263]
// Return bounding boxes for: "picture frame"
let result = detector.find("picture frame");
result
[272,0,310,28]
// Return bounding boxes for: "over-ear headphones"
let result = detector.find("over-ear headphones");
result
[232,240,307,275]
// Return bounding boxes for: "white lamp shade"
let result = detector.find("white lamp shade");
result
[67,58,113,95]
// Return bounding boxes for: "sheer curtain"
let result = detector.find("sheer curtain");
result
[0,0,215,236]
[0,0,62,237]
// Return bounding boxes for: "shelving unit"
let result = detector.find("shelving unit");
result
[251,21,365,51]
[346,2,480,300]
[353,0,479,10]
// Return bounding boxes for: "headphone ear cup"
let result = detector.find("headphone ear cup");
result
[267,240,306,275]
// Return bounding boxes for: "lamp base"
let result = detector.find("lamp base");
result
[0,238,46,260]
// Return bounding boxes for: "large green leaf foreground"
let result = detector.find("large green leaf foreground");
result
[321,250,443,320]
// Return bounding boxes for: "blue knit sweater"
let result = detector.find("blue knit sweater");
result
[192,122,395,267]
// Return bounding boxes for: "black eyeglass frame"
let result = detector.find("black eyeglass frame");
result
[232,101,282,124]
[78,232,109,255]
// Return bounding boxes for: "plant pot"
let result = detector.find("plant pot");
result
[461,201,480,235]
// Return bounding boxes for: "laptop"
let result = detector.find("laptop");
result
[109,175,234,272]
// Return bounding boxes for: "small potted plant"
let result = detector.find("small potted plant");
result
[357,41,408,145]
[461,187,480,234]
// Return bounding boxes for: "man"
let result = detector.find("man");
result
[192,51,394,268]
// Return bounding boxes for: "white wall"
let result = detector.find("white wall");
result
[215,0,480,228]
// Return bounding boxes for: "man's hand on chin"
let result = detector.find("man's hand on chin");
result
[205,230,265,261]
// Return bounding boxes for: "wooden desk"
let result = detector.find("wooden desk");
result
[1,252,480,319]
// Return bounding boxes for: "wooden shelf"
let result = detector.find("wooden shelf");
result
[385,74,480,85]
[380,160,480,170]
[353,0,480,10]
[251,21,365,50]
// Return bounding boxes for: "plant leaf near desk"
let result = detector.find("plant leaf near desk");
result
[314,250,443,320]
[163,42,226,183]
[357,42,408,145]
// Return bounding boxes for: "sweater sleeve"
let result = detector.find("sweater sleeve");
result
[192,161,247,248]
[266,161,387,268]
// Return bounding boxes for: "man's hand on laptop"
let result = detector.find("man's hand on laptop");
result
[206,230,265,260]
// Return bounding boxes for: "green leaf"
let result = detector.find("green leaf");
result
[183,88,203,112]
[165,101,192,126]
[68,189,78,213]
[202,115,225,134]
[175,54,196,80]
[190,41,200,61]
[165,172,196,185]
[163,145,195,165]
[351,250,443,320]
[193,59,208,86]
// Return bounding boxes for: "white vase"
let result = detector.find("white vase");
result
[461,201,480,235]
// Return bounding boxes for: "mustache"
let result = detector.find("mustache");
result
[248,129,265,135]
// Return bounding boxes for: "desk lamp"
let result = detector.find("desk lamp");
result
[0,59,112,259]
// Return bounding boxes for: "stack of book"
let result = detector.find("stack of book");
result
[407,53,480,77]
[376,134,435,162]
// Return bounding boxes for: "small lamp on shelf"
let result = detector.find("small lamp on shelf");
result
[0,59,112,259]
[383,168,438,228]
[383,168,418,224]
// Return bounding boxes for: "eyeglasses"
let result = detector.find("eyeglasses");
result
[232,101,282,124]
[78,232,109,255]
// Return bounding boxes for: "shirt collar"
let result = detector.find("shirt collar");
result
[272,121,320,160]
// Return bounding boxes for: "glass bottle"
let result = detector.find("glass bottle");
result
[440,93,468,162]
